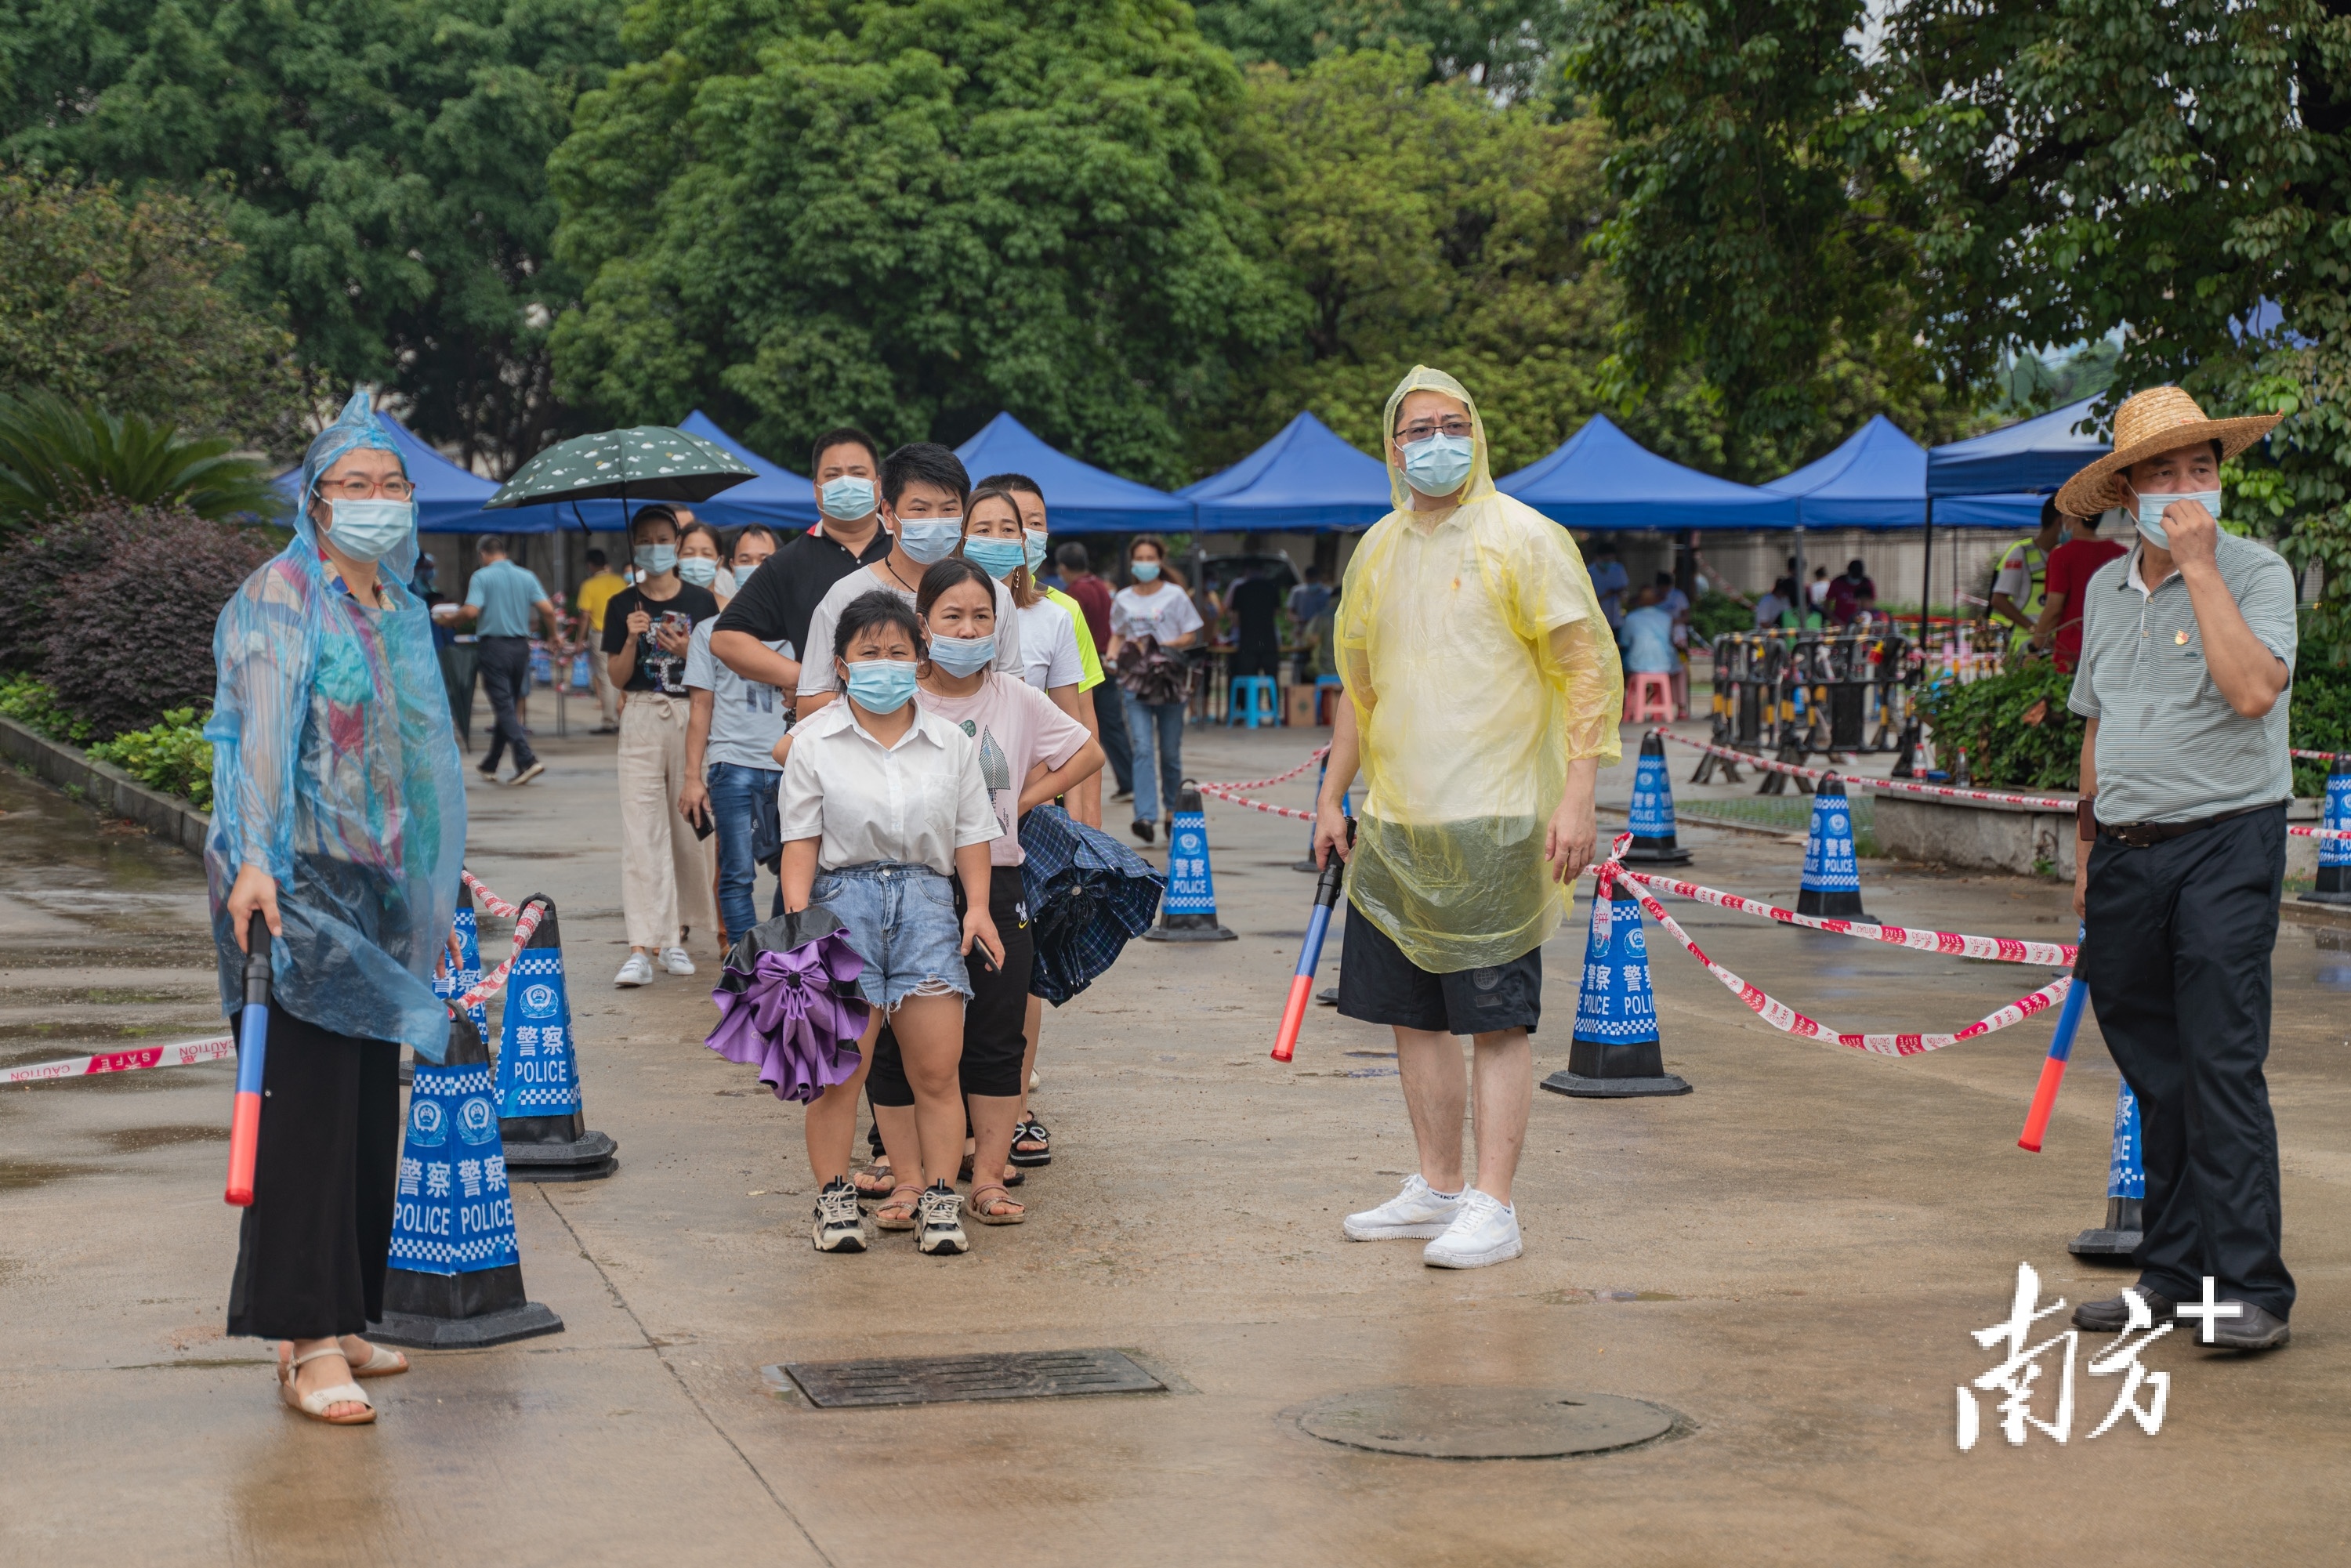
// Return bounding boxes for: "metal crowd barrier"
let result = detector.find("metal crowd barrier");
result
[1699,629,1918,791]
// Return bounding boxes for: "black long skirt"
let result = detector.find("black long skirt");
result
[224,1005,403,1341]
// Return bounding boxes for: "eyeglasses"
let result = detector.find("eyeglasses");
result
[1395,416,1473,443]
[321,476,416,501]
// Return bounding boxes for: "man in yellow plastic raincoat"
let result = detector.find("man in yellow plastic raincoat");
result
[1314,367,1621,1269]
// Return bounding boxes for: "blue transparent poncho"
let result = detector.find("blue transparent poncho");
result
[205,392,466,1059]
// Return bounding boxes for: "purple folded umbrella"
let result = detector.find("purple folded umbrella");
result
[704,931,869,1102]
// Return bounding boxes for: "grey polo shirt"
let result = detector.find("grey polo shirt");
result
[2067,532,2297,824]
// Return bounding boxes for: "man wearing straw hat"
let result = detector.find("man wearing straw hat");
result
[2056,385,2295,1352]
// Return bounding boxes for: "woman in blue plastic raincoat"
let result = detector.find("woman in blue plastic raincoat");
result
[1311,366,1621,1271]
[208,390,466,1424]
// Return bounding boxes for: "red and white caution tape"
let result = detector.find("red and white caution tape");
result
[2293,748,2346,763]
[1610,864,2078,966]
[1658,733,2080,810]
[1194,782,1318,820]
[1591,856,2068,1056]
[1198,747,1328,795]
[4,1034,237,1087]
[455,898,547,1012]
[461,869,524,920]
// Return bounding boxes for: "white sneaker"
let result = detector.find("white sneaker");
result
[614,951,655,987]
[1422,1190,1523,1269]
[660,946,696,976]
[915,1182,968,1256]
[810,1177,869,1253]
[1343,1174,1465,1241]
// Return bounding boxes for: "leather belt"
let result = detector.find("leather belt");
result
[2099,800,2277,849]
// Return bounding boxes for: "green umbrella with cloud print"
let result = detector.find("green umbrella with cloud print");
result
[487,425,755,532]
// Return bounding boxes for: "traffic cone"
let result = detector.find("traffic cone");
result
[1621,731,1693,866]
[433,882,492,1043]
[495,897,619,1180]
[1541,879,1691,1099]
[2068,1079,2145,1258]
[370,1009,565,1349]
[1144,785,1237,942]
[1795,774,1871,922]
[2301,757,2351,905]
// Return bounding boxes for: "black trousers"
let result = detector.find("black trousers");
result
[2080,803,2292,1318]
[1092,682,1133,794]
[868,865,1034,1103]
[225,1008,404,1340]
[476,635,538,773]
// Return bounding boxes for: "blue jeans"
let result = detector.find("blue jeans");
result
[706,761,783,942]
[1122,693,1186,824]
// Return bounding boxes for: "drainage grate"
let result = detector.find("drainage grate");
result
[781,1348,1166,1408]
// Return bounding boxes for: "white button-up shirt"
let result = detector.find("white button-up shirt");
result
[777,699,1000,875]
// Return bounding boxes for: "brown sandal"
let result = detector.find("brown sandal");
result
[852,1159,895,1200]
[873,1183,923,1231]
[968,1183,1026,1225]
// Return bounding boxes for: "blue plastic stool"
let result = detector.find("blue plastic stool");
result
[1314,674,1343,724]
[1227,675,1278,728]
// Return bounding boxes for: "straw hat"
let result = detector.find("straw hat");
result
[2054,386,2281,517]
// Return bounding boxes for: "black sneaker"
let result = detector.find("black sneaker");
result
[1131,819,1154,845]
[2072,1285,2175,1333]
[810,1176,868,1253]
[915,1181,968,1256]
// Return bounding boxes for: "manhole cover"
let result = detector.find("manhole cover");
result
[1297,1388,1675,1458]
[782,1349,1165,1408]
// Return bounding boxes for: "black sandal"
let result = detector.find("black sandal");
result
[1008,1118,1052,1168]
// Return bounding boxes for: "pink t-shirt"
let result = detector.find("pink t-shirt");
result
[917,673,1090,865]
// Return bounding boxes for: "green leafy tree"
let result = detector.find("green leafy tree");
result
[1878,0,2351,662]
[1194,0,1568,100]
[549,0,1289,486]
[0,0,629,475]
[1563,0,1957,480]
[0,166,306,453]
[1208,47,1627,476]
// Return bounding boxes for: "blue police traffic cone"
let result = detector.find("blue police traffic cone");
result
[433,882,492,1043]
[1621,730,1693,866]
[1795,773,1871,922]
[1145,785,1237,942]
[2300,756,2351,905]
[496,898,619,1181]
[370,1009,565,1349]
[1540,880,1691,1099]
[2068,1079,2145,1258]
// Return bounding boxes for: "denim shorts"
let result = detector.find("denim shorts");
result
[810,862,973,1013]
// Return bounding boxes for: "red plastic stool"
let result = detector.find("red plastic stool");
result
[1623,672,1674,724]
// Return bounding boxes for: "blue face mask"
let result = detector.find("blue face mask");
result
[1131,559,1161,582]
[676,556,719,588]
[897,518,962,564]
[1400,432,1476,497]
[820,476,875,521]
[1024,533,1049,573]
[634,543,678,576]
[322,498,415,563]
[928,632,996,676]
[842,657,918,714]
[962,537,1028,580]
[2132,489,2222,549]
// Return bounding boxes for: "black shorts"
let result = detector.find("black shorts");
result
[1335,901,1541,1036]
[867,865,1034,1103]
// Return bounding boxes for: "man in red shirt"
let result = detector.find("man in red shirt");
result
[1056,543,1132,802]
[2030,509,2128,670]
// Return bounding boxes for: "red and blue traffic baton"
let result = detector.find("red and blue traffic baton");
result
[223,915,271,1207]
[2017,925,2088,1153]
[1273,819,1351,1063]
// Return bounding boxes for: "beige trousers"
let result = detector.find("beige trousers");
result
[588,632,621,726]
[618,693,715,951]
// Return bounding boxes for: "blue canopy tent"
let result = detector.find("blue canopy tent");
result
[1914,396,2110,640]
[1177,411,1393,531]
[269,412,571,534]
[1765,415,2047,531]
[669,411,820,528]
[953,414,1191,532]
[1497,414,1800,530]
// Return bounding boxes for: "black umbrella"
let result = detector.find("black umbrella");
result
[487,425,755,532]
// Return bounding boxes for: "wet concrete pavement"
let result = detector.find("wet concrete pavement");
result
[3,722,2347,1565]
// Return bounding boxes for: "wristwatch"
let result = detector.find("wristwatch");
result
[2078,794,2096,842]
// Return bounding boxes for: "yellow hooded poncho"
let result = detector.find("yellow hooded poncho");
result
[1336,367,1622,972]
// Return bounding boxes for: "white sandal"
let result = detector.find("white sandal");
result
[280,1345,375,1425]
[345,1342,408,1379]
